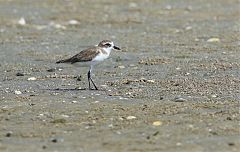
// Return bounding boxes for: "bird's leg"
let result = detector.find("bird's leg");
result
[88,66,98,90]
[90,76,98,90]
[87,70,91,90]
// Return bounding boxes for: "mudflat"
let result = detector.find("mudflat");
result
[0,0,239,151]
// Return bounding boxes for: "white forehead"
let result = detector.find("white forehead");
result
[105,41,113,44]
[98,40,114,47]
[103,41,114,46]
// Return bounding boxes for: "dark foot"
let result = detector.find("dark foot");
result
[89,87,98,90]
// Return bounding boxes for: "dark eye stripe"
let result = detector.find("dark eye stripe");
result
[105,43,111,47]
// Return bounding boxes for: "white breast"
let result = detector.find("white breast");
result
[92,48,111,62]
[92,52,109,62]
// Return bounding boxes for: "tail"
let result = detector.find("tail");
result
[56,59,69,64]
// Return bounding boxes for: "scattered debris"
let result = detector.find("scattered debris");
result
[126,116,137,120]
[49,22,66,30]
[68,20,79,25]
[42,145,47,149]
[139,58,170,65]
[165,5,172,10]
[51,138,64,143]
[185,26,192,31]
[176,142,182,146]
[46,68,56,72]
[16,72,24,76]
[122,78,156,84]
[207,38,220,42]
[50,118,67,124]
[146,79,155,83]
[61,114,69,118]
[27,77,37,81]
[228,142,235,146]
[152,121,162,126]
[210,94,217,98]
[117,65,125,69]
[14,90,22,95]
[146,131,159,139]
[5,131,13,137]
[174,97,187,102]
[129,2,137,8]
[18,17,26,26]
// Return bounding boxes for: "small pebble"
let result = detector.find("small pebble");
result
[71,101,77,103]
[108,124,113,128]
[207,38,220,42]
[152,121,162,126]
[226,117,232,120]
[146,80,155,83]
[68,20,79,25]
[185,6,193,11]
[42,145,47,149]
[195,38,200,41]
[228,142,235,146]
[129,2,137,8]
[49,22,66,30]
[28,77,37,81]
[61,114,69,118]
[75,86,83,90]
[6,131,13,137]
[118,65,125,69]
[51,138,58,143]
[175,29,180,33]
[165,5,172,10]
[126,116,137,120]
[211,94,217,98]
[14,90,22,95]
[176,142,182,146]
[188,124,194,128]
[46,68,56,72]
[185,26,192,31]
[129,64,135,67]
[100,85,108,87]
[174,97,187,102]
[16,72,24,76]
[29,103,35,106]
[18,17,26,25]
[119,117,124,121]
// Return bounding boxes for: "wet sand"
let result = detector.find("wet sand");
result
[0,0,239,151]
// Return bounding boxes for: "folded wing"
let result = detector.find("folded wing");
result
[56,47,100,64]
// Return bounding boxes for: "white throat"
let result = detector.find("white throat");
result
[103,47,112,55]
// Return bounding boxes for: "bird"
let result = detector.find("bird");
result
[56,40,120,90]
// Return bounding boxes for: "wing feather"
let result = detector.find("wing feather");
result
[56,47,100,64]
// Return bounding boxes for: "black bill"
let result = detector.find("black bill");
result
[113,46,121,50]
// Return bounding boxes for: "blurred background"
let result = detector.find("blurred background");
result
[0,0,239,152]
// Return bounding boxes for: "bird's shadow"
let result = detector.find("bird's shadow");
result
[44,88,106,92]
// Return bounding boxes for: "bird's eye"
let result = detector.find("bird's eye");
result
[105,43,111,47]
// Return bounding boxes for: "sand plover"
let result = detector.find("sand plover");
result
[56,40,120,90]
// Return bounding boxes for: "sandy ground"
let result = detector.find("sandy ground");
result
[0,0,239,151]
